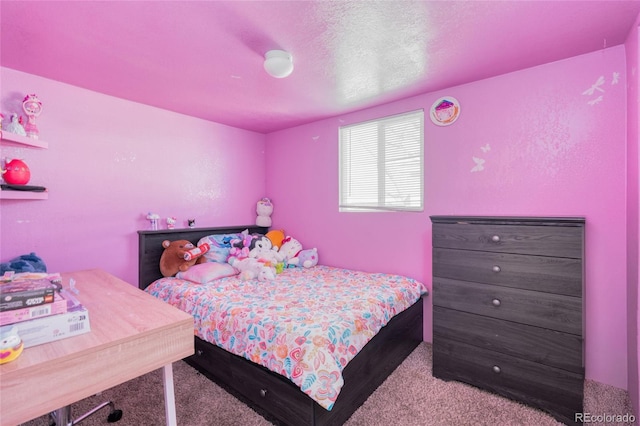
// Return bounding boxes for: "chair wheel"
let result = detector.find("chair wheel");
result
[107,409,123,423]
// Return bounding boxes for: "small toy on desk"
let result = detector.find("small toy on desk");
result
[256,197,273,227]
[188,219,196,228]
[0,326,23,364]
[159,240,207,277]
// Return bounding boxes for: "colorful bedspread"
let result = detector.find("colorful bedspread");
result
[145,265,426,410]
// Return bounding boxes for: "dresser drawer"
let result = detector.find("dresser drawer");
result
[433,248,582,296]
[433,338,583,425]
[434,277,582,335]
[432,223,583,258]
[433,307,583,373]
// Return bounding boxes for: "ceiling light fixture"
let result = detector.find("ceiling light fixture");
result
[264,50,294,78]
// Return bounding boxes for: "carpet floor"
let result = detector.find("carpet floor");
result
[20,342,636,426]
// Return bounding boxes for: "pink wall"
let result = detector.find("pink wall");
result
[0,43,634,395]
[625,14,640,418]
[0,67,266,286]
[266,47,630,390]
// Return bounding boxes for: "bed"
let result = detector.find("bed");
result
[138,225,425,425]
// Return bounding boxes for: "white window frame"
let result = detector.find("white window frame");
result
[339,109,424,212]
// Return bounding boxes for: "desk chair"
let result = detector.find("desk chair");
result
[49,400,122,425]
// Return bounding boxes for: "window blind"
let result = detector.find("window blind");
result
[339,109,424,212]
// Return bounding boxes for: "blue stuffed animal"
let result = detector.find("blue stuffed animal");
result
[0,252,47,275]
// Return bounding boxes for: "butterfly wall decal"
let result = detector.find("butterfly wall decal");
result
[471,157,485,172]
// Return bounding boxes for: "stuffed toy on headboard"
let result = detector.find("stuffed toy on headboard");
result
[159,240,208,277]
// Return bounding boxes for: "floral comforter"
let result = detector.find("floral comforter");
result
[145,265,426,410]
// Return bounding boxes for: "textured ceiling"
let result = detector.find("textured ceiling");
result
[2,1,639,134]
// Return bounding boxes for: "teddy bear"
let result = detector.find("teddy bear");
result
[256,198,273,227]
[159,239,208,277]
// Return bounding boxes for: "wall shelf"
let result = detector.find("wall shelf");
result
[1,131,48,149]
[0,190,48,200]
[1,131,48,200]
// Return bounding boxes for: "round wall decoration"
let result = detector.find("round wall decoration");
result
[430,96,460,126]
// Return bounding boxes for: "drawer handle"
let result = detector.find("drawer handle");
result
[492,298,501,307]
[492,365,501,374]
[491,235,500,242]
[492,265,501,273]
[260,389,268,398]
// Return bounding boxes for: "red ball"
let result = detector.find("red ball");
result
[3,159,31,185]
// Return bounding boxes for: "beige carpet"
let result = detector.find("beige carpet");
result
[20,343,636,426]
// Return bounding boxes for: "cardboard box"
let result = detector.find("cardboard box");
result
[0,292,69,326]
[0,306,91,348]
[0,278,56,312]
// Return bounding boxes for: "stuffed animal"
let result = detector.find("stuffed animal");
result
[256,198,273,227]
[249,235,284,265]
[228,257,276,281]
[0,252,47,276]
[265,229,285,249]
[279,236,303,267]
[297,248,318,268]
[227,231,258,263]
[159,240,207,277]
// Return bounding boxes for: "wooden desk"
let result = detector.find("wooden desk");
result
[0,269,194,426]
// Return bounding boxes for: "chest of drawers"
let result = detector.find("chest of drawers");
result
[430,216,585,425]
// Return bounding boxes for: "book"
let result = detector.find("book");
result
[0,278,57,312]
[0,291,68,326]
[0,305,91,348]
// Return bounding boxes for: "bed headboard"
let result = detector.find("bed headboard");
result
[138,225,268,290]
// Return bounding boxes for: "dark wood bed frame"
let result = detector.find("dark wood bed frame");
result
[138,225,424,426]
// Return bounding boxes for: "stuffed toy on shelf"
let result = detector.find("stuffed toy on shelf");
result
[256,198,273,227]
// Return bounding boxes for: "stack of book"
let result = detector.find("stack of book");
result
[0,272,91,348]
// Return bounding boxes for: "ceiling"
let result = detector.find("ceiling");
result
[2,1,639,134]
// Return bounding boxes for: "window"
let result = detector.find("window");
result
[339,109,424,212]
